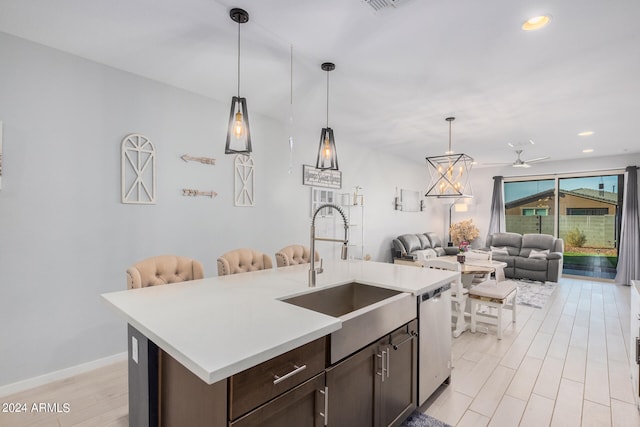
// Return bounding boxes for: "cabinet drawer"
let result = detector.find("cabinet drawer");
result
[230,373,326,427]
[229,337,326,420]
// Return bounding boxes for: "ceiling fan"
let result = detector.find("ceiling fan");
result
[511,149,550,168]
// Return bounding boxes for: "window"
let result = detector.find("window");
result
[522,208,549,216]
[566,208,609,216]
[504,179,555,235]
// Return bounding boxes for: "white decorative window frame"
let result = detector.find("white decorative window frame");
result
[310,187,336,217]
[234,155,255,207]
[121,133,156,204]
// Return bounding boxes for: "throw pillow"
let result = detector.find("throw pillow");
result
[529,249,550,259]
[490,246,509,256]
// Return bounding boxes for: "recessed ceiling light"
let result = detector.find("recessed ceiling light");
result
[582,148,594,153]
[522,15,551,31]
[578,131,594,136]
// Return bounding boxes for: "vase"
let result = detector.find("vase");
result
[457,254,465,264]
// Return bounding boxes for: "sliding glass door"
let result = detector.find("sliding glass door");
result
[558,175,622,279]
[504,172,624,279]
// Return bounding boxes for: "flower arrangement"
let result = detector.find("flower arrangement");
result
[449,219,479,247]
[458,241,470,253]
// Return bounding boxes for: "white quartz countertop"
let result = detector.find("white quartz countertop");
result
[101,260,458,384]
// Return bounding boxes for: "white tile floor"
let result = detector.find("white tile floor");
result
[420,277,640,427]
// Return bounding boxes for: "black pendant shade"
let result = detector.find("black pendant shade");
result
[316,127,338,171]
[225,8,252,155]
[315,62,339,171]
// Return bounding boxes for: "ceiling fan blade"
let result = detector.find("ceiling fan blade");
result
[481,161,511,166]
[512,162,531,168]
[525,156,550,163]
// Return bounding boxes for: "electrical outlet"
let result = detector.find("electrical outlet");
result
[132,335,138,364]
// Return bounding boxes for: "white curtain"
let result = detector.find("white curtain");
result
[615,166,640,285]
[487,176,505,240]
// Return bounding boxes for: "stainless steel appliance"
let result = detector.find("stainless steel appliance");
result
[417,283,452,405]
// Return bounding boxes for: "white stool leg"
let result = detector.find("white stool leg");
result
[470,299,477,333]
[512,293,517,323]
[452,293,468,338]
[497,304,503,340]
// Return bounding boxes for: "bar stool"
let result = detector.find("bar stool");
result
[469,266,517,340]
[126,255,204,289]
[217,248,273,276]
[275,245,320,268]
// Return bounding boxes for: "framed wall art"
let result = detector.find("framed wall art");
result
[121,133,157,204]
[234,155,255,206]
[302,164,341,189]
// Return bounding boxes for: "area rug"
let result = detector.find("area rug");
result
[400,410,452,427]
[516,280,556,309]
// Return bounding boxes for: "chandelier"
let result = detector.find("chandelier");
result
[425,117,473,198]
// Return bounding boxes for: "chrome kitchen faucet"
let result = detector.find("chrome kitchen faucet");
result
[309,203,349,287]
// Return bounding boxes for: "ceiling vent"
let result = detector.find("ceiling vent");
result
[362,0,410,12]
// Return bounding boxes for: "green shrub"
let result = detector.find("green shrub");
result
[565,228,587,247]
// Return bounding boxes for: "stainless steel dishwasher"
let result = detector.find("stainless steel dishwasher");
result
[417,283,452,405]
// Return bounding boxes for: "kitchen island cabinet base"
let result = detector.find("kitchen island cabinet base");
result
[127,325,227,427]
[128,325,159,427]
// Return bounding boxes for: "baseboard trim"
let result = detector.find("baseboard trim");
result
[0,352,127,398]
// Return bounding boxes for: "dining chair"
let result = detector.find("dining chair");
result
[422,258,468,338]
[468,266,517,340]
[126,255,205,289]
[274,244,320,268]
[464,249,493,283]
[217,248,273,276]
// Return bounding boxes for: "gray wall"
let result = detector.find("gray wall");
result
[0,32,443,387]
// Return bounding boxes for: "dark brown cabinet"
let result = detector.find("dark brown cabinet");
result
[325,320,417,427]
[326,339,378,426]
[159,351,227,427]
[138,320,416,427]
[229,337,326,420]
[230,373,327,427]
[377,320,418,427]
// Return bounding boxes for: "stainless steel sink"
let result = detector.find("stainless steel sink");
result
[283,282,416,363]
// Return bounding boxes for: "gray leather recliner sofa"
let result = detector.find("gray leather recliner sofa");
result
[392,232,458,259]
[485,232,564,282]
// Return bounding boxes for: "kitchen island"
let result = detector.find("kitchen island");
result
[102,259,458,427]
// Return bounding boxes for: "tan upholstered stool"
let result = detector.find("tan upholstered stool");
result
[217,248,273,276]
[275,245,320,268]
[126,255,204,289]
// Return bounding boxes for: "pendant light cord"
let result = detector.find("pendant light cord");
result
[237,21,241,98]
[449,119,452,152]
[326,70,330,128]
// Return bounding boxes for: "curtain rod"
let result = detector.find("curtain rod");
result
[502,166,631,181]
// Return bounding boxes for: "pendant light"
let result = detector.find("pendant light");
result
[315,62,338,171]
[425,117,474,198]
[225,8,252,155]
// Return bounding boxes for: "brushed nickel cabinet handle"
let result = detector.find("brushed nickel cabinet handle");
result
[377,350,387,382]
[318,386,329,426]
[386,347,390,378]
[273,364,307,385]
